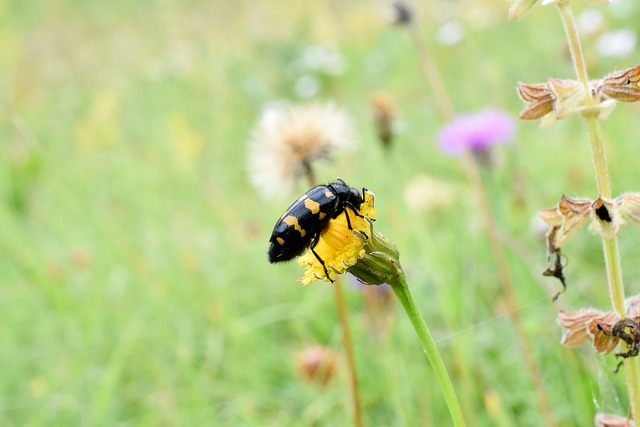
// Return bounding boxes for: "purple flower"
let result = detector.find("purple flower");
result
[438,109,516,156]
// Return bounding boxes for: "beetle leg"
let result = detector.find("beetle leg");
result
[614,359,625,374]
[344,207,354,229]
[346,199,375,221]
[344,207,369,239]
[350,207,365,219]
[310,232,333,282]
[614,343,640,373]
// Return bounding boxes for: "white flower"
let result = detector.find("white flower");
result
[300,45,347,76]
[436,22,465,46]
[596,29,637,58]
[247,102,354,198]
[295,75,320,99]
[576,9,604,36]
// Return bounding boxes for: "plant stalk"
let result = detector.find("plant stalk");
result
[584,116,611,201]
[333,278,364,427]
[557,2,590,95]
[390,270,466,427]
[408,23,455,122]
[557,1,640,419]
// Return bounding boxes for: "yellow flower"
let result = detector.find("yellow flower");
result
[298,190,377,285]
[74,89,121,149]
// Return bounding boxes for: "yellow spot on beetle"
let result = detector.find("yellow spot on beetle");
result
[325,191,333,198]
[276,237,285,245]
[304,198,321,214]
[283,215,307,237]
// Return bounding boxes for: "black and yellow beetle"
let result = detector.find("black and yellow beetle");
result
[268,179,367,281]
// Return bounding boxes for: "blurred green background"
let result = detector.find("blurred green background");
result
[2,0,640,425]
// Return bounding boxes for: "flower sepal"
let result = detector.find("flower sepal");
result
[599,65,640,103]
[348,218,402,286]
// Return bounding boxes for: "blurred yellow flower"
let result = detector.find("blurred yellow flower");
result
[170,114,204,170]
[74,90,121,149]
[403,174,457,213]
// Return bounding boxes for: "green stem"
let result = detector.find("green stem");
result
[585,117,611,198]
[557,2,640,419]
[390,270,466,427]
[602,235,640,418]
[602,234,626,316]
[557,2,590,95]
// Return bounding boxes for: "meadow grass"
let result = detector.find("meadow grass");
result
[2,0,640,425]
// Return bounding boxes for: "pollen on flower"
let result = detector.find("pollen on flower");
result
[297,190,377,285]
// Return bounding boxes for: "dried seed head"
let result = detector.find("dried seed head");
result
[558,309,607,347]
[539,195,592,299]
[558,195,592,225]
[588,313,622,354]
[540,193,640,301]
[517,82,550,103]
[557,308,621,354]
[540,195,592,249]
[590,197,621,239]
[370,91,396,148]
[540,194,629,251]
[616,192,640,227]
[539,195,628,298]
[517,75,617,125]
[516,82,555,120]
[542,224,567,300]
[600,65,640,102]
[247,102,354,198]
[538,207,563,227]
[559,295,640,373]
